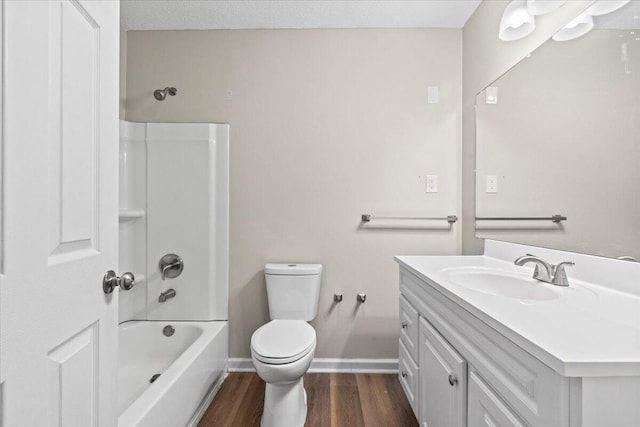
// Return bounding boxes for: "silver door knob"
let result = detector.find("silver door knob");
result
[401,321,408,329]
[401,371,407,378]
[103,270,136,294]
[357,293,366,303]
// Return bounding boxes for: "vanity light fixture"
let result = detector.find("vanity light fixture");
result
[526,0,566,16]
[552,12,594,41]
[499,0,536,41]
[585,0,631,16]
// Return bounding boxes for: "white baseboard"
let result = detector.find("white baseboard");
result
[228,358,398,374]
[228,358,255,372]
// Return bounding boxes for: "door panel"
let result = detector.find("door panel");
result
[0,1,120,426]
[48,0,101,262]
[419,317,467,427]
[468,371,526,427]
[47,324,98,427]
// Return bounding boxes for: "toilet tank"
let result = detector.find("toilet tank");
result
[264,264,323,321]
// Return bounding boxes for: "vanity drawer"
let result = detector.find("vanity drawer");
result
[399,339,419,417]
[468,371,526,427]
[399,294,419,362]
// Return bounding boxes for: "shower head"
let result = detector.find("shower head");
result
[153,87,177,101]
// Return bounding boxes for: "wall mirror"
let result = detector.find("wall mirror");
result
[475,1,640,259]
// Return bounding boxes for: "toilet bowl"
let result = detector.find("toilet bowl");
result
[251,320,316,427]
[250,264,322,427]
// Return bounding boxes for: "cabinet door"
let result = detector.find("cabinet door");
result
[468,371,526,427]
[419,318,467,427]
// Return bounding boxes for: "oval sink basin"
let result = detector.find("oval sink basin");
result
[443,267,559,301]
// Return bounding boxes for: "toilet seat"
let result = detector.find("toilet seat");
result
[251,320,316,365]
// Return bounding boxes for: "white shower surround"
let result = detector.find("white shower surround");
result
[119,121,229,321]
[118,121,229,425]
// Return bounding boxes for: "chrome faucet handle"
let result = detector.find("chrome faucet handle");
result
[532,264,553,283]
[159,254,184,280]
[552,262,574,287]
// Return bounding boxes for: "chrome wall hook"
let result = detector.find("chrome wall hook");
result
[154,86,177,101]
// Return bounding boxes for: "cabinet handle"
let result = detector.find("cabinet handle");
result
[401,371,407,378]
[401,321,408,329]
[448,374,457,386]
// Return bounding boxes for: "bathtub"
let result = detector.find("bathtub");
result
[117,321,228,427]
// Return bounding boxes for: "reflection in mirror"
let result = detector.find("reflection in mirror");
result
[475,1,640,259]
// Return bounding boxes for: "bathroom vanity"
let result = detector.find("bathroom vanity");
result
[396,240,640,427]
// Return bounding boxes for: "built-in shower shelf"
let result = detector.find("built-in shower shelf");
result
[119,209,145,222]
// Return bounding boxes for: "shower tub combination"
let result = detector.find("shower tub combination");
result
[118,122,230,426]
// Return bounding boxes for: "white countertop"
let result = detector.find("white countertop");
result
[396,240,640,377]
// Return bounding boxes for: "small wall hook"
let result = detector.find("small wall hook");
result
[357,293,366,303]
[153,86,178,101]
[334,293,343,302]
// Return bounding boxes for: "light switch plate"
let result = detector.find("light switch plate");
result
[486,175,498,193]
[486,86,498,104]
[428,86,439,104]
[426,175,438,193]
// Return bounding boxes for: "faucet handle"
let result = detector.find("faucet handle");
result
[159,254,184,280]
[532,264,552,283]
[552,262,574,287]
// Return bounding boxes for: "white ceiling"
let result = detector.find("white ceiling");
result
[121,0,482,31]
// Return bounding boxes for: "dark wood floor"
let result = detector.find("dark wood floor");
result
[198,372,419,427]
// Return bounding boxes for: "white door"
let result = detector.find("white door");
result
[0,1,120,426]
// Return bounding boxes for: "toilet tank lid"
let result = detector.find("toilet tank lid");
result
[265,263,323,276]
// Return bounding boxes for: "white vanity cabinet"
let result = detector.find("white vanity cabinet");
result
[399,267,567,427]
[397,241,640,427]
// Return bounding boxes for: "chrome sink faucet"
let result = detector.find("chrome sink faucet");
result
[514,254,574,287]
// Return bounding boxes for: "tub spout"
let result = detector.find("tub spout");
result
[159,289,176,303]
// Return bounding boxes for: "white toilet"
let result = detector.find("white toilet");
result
[250,263,322,427]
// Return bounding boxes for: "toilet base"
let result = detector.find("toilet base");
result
[260,377,307,427]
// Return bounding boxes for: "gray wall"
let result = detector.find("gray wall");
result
[124,29,462,358]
